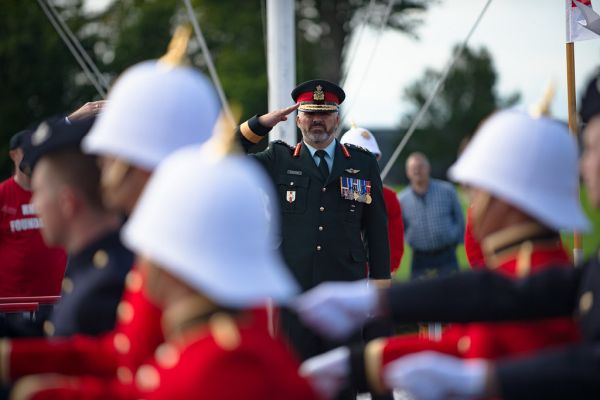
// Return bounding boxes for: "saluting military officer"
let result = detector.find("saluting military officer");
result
[237,80,390,374]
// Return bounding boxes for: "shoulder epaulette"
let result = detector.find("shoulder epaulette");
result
[270,140,294,149]
[344,142,372,155]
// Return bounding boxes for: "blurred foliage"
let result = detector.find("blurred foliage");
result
[386,45,520,184]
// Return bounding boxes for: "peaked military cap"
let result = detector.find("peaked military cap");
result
[291,79,345,113]
[21,116,96,172]
[581,74,600,124]
[9,129,33,151]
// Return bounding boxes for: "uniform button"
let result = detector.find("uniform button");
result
[117,366,133,384]
[114,333,131,354]
[580,291,594,315]
[43,321,55,337]
[61,277,74,294]
[155,343,180,369]
[93,249,109,269]
[125,270,143,292]
[117,301,135,324]
[322,187,326,192]
[319,206,325,212]
[136,364,160,391]
[316,245,322,251]
[318,226,324,231]
[290,181,295,186]
[457,336,471,354]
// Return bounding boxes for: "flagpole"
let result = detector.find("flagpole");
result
[565,42,584,266]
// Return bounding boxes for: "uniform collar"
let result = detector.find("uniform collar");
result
[482,222,560,268]
[67,228,122,272]
[303,138,337,162]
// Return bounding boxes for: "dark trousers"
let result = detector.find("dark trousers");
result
[411,246,459,279]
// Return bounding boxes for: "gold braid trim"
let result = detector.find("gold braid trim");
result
[298,103,338,112]
[0,340,10,385]
[240,121,263,144]
[364,339,386,394]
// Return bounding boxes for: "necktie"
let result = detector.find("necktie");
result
[315,150,329,180]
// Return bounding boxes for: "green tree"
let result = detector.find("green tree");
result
[389,45,520,183]
[296,0,431,82]
[0,0,99,178]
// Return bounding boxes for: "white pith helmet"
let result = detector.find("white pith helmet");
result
[122,145,298,307]
[82,60,220,170]
[449,110,590,232]
[340,125,381,157]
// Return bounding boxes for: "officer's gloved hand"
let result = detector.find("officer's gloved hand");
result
[293,280,379,340]
[383,351,488,400]
[299,346,350,400]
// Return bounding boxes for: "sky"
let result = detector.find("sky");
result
[341,0,600,128]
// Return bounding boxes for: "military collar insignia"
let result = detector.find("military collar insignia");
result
[293,143,302,157]
[32,122,51,146]
[313,85,325,101]
[340,143,351,158]
[345,168,360,174]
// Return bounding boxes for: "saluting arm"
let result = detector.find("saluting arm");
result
[236,104,299,153]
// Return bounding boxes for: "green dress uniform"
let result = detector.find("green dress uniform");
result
[238,116,390,290]
[237,81,390,370]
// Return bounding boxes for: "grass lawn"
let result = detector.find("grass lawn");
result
[392,186,600,282]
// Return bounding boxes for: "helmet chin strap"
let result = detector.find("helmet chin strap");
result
[101,158,131,190]
[471,190,492,240]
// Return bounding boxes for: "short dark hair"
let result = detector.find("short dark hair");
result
[42,147,105,211]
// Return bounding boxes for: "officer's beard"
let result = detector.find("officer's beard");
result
[303,124,336,146]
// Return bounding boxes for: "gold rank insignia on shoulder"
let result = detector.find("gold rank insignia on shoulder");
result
[313,85,325,101]
[340,176,372,204]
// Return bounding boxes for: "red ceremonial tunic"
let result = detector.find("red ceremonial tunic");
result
[383,186,404,274]
[4,265,164,391]
[0,176,67,296]
[8,307,318,400]
[366,223,580,387]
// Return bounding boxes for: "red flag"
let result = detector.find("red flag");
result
[566,0,600,42]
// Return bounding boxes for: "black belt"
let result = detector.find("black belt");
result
[414,245,454,256]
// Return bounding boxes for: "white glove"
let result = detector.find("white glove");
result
[383,351,488,400]
[293,280,379,340]
[299,346,350,400]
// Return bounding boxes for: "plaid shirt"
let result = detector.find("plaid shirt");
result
[398,179,464,252]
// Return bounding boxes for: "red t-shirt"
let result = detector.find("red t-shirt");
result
[0,176,67,296]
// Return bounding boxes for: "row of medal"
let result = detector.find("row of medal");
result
[340,176,372,204]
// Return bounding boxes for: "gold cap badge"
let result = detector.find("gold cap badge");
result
[313,85,325,101]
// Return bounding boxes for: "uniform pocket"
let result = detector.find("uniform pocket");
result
[277,174,309,214]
